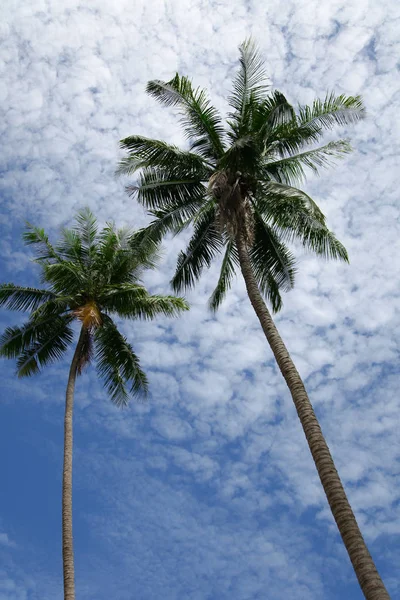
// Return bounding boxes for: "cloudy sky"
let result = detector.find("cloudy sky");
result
[0,0,399,598]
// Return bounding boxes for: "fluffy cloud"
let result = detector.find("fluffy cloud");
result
[0,0,399,598]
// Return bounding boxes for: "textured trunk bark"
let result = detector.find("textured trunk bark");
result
[62,326,85,600]
[235,230,390,600]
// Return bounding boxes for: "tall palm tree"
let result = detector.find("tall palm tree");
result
[118,40,390,599]
[0,209,188,600]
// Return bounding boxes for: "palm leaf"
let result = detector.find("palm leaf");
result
[255,181,326,223]
[208,240,238,311]
[74,208,98,250]
[146,75,225,160]
[250,211,297,311]
[264,139,352,184]
[255,185,348,261]
[23,225,61,262]
[77,327,93,374]
[129,167,206,211]
[171,203,224,292]
[14,315,74,377]
[228,38,269,128]
[42,261,86,296]
[117,136,210,176]
[143,195,207,244]
[56,228,84,264]
[298,93,366,131]
[0,284,56,312]
[106,290,189,320]
[95,315,148,406]
[262,122,323,161]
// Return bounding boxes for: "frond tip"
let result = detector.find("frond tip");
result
[95,315,148,407]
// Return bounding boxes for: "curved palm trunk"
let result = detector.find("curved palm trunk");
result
[62,326,85,600]
[235,230,390,600]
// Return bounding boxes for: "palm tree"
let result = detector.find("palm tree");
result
[117,40,390,599]
[0,209,188,600]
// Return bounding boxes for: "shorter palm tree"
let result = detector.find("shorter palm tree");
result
[0,209,188,600]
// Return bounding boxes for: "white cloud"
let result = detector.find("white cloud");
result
[0,0,399,597]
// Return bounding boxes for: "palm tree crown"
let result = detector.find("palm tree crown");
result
[118,39,365,311]
[0,209,188,404]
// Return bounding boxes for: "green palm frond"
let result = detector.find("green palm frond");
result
[127,228,162,273]
[95,315,148,406]
[147,75,225,160]
[98,283,148,312]
[0,313,69,359]
[0,284,56,312]
[258,91,296,130]
[298,93,365,131]
[14,316,74,377]
[56,228,84,263]
[228,38,269,129]
[129,167,206,210]
[23,225,61,262]
[208,240,238,311]
[144,195,207,242]
[264,139,352,184]
[250,211,297,311]
[117,136,210,176]
[74,208,98,251]
[256,181,326,222]
[261,122,323,160]
[42,261,86,296]
[171,204,224,292]
[107,290,189,320]
[255,185,348,261]
[30,296,72,320]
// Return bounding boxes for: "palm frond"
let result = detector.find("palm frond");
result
[0,313,69,359]
[77,327,93,374]
[171,204,224,292]
[264,140,352,184]
[42,261,86,296]
[298,93,366,131]
[12,316,74,377]
[95,315,148,406]
[144,195,207,244]
[23,224,61,262]
[0,284,56,312]
[208,240,238,311]
[228,38,269,127]
[74,208,98,250]
[100,281,189,320]
[255,185,348,261]
[250,211,297,311]
[147,75,225,160]
[127,228,162,273]
[107,289,189,320]
[129,167,206,211]
[259,91,296,130]
[255,181,326,222]
[261,122,323,160]
[117,136,210,176]
[56,228,84,263]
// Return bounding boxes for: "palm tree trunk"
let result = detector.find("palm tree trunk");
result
[62,326,85,600]
[235,230,390,600]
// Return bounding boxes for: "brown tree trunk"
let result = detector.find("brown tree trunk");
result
[235,230,390,600]
[62,326,85,600]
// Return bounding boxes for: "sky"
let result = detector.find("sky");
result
[0,0,399,598]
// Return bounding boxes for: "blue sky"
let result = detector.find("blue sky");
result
[1,0,399,598]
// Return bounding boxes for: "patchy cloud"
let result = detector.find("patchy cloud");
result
[0,0,399,598]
